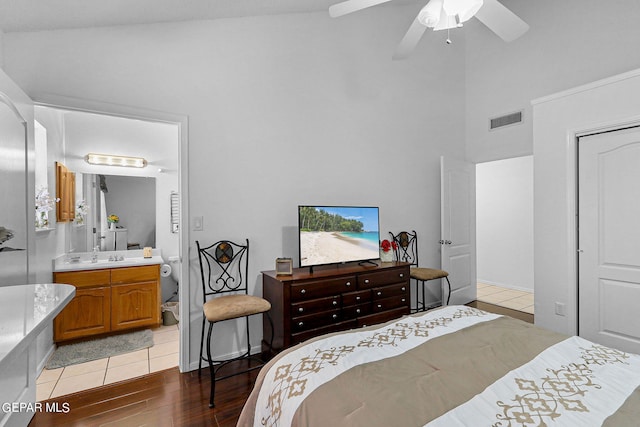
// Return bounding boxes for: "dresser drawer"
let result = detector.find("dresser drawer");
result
[342,289,370,306]
[290,276,356,301]
[371,283,409,301]
[291,320,358,345]
[342,303,371,319]
[292,295,340,316]
[292,309,342,332]
[357,307,409,328]
[358,268,408,290]
[371,295,409,313]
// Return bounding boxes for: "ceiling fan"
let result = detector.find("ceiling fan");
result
[329,0,529,59]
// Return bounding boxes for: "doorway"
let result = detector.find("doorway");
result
[578,125,640,354]
[475,156,534,315]
[33,103,188,400]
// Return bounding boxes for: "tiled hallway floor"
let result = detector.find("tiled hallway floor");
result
[477,282,534,315]
[36,324,179,401]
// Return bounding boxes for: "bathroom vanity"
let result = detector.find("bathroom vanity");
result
[52,250,163,342]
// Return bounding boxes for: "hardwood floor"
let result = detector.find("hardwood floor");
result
[30,302,533,427]
[29,360,262,427]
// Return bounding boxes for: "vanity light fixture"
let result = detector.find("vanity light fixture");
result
[85,153,147,168]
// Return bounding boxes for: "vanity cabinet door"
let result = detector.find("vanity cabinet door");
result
[110,264,161,330]
[111,281,160,331]
[53,286,111,341]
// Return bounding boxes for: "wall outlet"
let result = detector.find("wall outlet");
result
[555,302,566,316]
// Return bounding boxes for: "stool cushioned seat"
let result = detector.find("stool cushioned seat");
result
[203,294,271,323]
[410,267,449,282]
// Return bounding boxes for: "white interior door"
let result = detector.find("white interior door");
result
[441,156,476,305]
[578,126,640,354]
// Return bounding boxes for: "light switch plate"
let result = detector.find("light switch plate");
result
[193,216,203,231]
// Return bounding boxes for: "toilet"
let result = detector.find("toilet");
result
[168,255,180,283]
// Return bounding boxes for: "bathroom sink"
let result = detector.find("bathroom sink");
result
[54,252,163,272]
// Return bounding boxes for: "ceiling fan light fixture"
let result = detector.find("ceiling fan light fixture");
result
[418,0,443,27]
[443,0,484,23]
[85,153,147,168]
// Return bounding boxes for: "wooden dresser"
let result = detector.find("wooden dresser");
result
[53,264,161,342]
[262,262,410,353]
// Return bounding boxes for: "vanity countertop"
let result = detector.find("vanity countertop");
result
[53,248,164,272]
[0,283,75,366]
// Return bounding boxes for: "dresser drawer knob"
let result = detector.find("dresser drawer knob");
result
[356,296,361,300]
[402,298,406,302]
[332,314,338,319]
[364,279,370,284]
[376,291,382,296]
[332,300,338,306]
[298,307,304,312]
[300,289,306,294]
[377,304,382,309]
[401,287,406,291]
[356,308,361,314]
[346,281,351,287]
[298,321,304,327]
[399,273,404,278]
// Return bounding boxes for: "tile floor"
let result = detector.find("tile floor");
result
[36,324,179,401]
[476,282,534,315]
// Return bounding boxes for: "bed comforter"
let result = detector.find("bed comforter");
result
[238,305,640,426]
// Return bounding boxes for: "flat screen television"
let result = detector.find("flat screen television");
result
[298,205,380,268]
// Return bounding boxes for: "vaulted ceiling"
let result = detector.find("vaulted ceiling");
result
[0,0,416,32]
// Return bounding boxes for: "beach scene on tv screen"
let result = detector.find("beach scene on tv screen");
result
[299,206,380,267]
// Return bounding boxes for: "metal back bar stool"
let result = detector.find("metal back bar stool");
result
[389,230,451,312]
[196,239,274,408]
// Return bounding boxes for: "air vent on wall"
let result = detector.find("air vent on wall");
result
[489,110,523,130]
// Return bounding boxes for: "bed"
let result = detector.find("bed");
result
[238,305,640,426]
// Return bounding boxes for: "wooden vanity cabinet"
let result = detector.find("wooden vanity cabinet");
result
[53,264,161,342]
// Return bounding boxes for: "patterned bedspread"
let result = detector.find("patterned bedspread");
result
[238,306,640,426]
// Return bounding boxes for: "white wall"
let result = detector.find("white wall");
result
[476,156,533,291]
[465,0,640,163]
[3,8,466,367]
[533,69,640,335]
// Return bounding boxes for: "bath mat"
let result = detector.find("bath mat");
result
[45,329,154,369]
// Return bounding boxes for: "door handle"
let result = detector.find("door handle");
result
[439,240,452,245]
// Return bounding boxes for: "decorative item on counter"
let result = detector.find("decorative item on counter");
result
[379,239,397,263]
[275,257,293,276]
[107,214,119,230]
[35,187,60,229]
[75,199,89,225]
[143,247,152,258]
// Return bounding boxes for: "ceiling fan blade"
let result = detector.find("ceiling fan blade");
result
[474,0,529,42]
[329,0,392,18]
[392,18,428,60]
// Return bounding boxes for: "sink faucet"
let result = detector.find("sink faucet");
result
[91,246,99,263]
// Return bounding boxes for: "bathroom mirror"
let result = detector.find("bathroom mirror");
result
[68,174,156,253]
